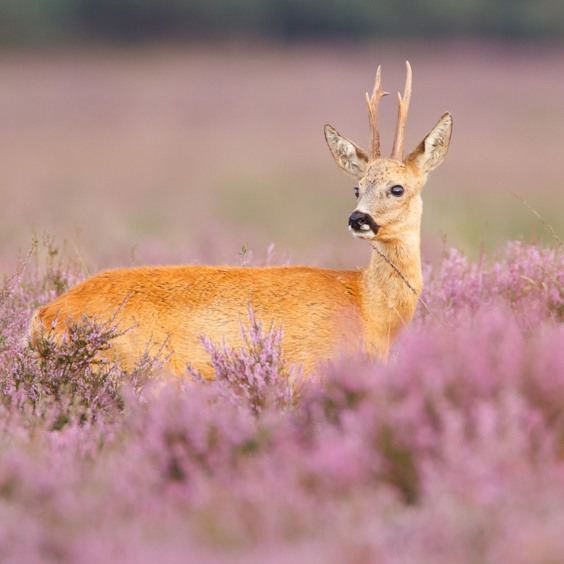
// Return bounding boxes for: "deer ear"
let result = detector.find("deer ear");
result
[407,112,452,173]
[324,125,369,179]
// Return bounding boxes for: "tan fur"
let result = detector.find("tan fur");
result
[29,63,452,379]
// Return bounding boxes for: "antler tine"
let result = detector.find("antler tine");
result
[366,66,389,161]
[390,61,413,162]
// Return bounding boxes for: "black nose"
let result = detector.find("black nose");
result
[349,211,368,231]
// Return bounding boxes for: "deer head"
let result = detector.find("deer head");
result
[325,62,452,243]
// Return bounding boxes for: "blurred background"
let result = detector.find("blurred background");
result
[0,1,563,271]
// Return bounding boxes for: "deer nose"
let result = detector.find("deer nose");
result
[349,211,368,231]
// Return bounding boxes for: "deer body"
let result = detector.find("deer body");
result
[30,63,452,378]
[31,244,419,377]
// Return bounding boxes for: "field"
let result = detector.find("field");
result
[1,41,563,269]
[1,42,564,562]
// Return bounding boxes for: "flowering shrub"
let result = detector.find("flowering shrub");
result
[422,241,564,323]
[0,237,564,562]
[187,306,299,415]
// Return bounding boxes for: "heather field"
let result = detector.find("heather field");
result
[1,234,564,562]
[1,42,564,562]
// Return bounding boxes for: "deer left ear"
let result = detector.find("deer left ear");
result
[324,124,369,180]
[407,112,452,173]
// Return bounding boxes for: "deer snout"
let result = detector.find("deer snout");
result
[349,211,379,233]
[349,211,368,230]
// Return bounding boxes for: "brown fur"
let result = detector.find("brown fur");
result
[29,64,452,379]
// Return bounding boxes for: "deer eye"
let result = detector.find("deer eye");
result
[354,187,359,198]
[390,185,404,197]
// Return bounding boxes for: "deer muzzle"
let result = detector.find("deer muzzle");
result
[348,211,379,234]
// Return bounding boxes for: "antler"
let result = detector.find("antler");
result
[390,61,412,162]
[366,66,389,161]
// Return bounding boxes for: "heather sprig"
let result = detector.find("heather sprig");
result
[421,241,564,325]
[187,305,300,416]
[0,238,130,427]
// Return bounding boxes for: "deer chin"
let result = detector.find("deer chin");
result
[350,223,380,240]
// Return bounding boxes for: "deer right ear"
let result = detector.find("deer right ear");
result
[406,112,453,173]
[324,125,369,180]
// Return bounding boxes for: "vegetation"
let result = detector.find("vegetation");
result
[0,235,563,561]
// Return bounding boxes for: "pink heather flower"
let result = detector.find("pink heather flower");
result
[187,305,299,416]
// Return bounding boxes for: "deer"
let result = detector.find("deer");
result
[29,62,452,379]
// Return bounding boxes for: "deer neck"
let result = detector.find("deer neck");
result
[360,230,422,355]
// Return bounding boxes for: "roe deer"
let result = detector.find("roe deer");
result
[30,62,452,378]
